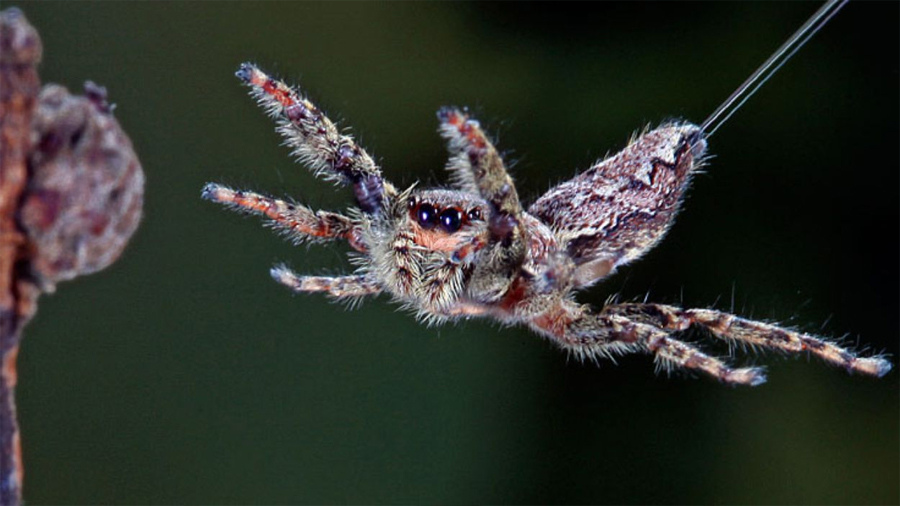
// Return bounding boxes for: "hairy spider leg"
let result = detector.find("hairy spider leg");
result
[271,267,382,299]
[438,107,523,227]
[236,63,395,214]
[201,183,367,252]
[529,300,767,386]
[604,303,893,377]
[437,108,527,302]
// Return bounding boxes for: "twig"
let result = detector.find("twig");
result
[0,9,144,505]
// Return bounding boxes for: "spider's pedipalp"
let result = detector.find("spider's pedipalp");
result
[270,265,382,299]
[603,303,893,378]
[418,252,466,311]
[201,182,367,252]
[236,63,395,214]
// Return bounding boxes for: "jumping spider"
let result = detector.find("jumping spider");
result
[202,63,891,386]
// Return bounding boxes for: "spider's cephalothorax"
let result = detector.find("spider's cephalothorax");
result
[202,63,891,386]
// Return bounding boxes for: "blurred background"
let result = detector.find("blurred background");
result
[8,2,898,504]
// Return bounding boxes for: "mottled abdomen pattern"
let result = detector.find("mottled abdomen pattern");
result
[530,124,705,282]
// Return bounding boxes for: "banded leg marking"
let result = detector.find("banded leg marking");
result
[201,183,367,252]
[604,303,892,378]
[271,267,382,299]
[236,63,395,213]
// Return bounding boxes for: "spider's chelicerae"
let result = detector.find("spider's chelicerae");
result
[202,62,891,386]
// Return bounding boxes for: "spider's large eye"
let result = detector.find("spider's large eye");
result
[416,203,438,229]
[439,208,462,233]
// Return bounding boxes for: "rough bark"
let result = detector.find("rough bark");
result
[0,9,144,505]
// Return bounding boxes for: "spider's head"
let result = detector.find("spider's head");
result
[368,188,491,309]
[403,189,488,255]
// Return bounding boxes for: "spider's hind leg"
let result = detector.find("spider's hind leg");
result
[604,303,892,378]
[529,301,766,386]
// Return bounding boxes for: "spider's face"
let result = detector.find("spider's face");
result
[366,188,491,313]
[402,189,488,254]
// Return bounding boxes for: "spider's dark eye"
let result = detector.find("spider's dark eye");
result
[407,197,417,209]
[416,203,438,228]
[439,208,462,233]
[467,208,482,221]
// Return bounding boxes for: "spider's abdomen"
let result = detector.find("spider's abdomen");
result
[529,123,705,284]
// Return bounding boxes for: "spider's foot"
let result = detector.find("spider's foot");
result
[200,183,263,213]
[200,182,228,202]
[852,356,892,378]
[723,367,767,387]
[270,264,296,288]
[235,62,254,83]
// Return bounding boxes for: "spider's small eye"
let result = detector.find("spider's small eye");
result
[439,208,462,233]
[407,197,417,209]
[416,203,438,229]
[467,208,482,221]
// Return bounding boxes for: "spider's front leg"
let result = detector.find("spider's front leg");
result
[437,108,527,301]
[437,108,521,218]
[604,303,892,378]
[236,63,395,214]
[530,300,767,386]
[271,266,382,300]
[201,183,367,252]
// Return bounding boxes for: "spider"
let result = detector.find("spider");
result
[201,62,891,386]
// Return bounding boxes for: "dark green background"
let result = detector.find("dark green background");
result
[8,2,898,504]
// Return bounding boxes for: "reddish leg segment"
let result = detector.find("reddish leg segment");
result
[236,63,395,214]
[201,183,367,252]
